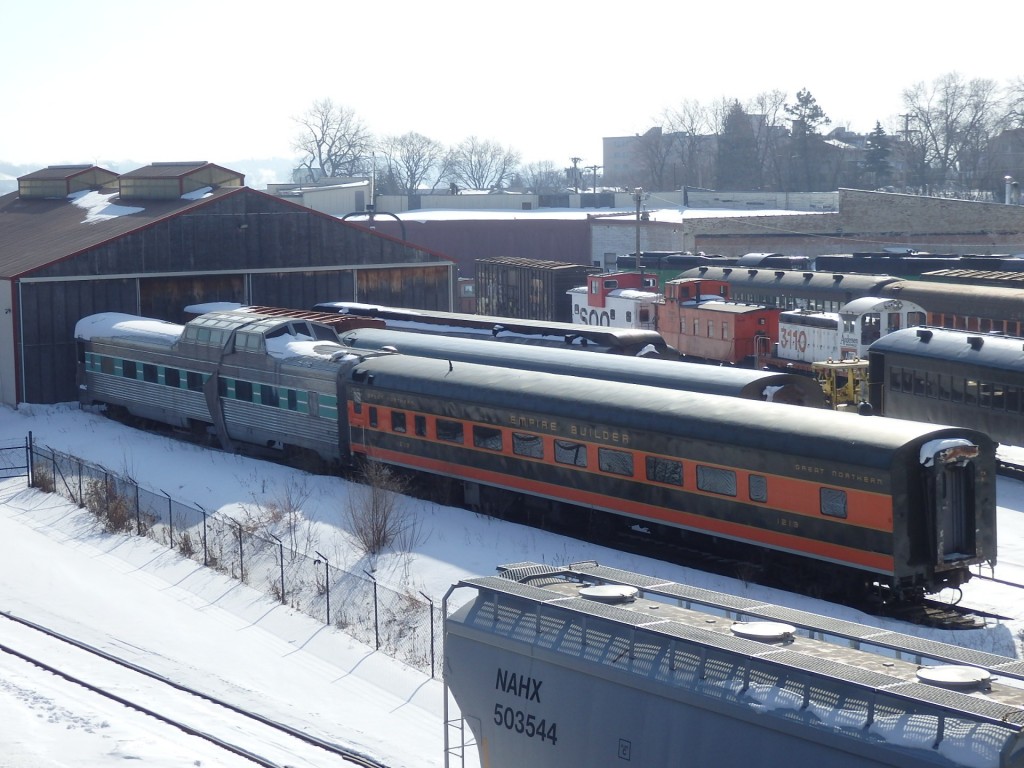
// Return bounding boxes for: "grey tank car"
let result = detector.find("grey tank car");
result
[444,562,1024,768]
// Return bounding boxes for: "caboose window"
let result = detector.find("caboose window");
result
[555,440,587,467]
[697,466,736,496]
[820,488,847,518]
[437,420,464,443]
[473,425,503,451]
[646,457,682,485]
[598,448,633,477]
[512,433,544,458]
[391,411,407,433]
[749,475,768,502]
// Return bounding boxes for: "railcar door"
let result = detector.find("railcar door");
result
[928,444,978,563]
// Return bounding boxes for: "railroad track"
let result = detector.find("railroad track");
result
[0,610,387,768]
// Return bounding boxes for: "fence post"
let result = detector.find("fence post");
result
[420,591,435,678]
[134,483,141,536]
[236,521,245,583]
[364,569,379,650]
[197,504,208,566]
[161,490,174,547]
[25,432,32,488]
[315,551,330,625]
[269,532,285,604]
[77,458,83,506]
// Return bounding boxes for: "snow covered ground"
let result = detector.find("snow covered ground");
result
[1,402,1023,766]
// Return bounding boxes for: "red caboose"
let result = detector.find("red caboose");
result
[658,278,780,365]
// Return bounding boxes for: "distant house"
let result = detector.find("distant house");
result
[0,162,454,405]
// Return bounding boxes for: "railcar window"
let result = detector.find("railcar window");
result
[122,360,137,379]
[646,457,682,485]
[1007,386,1021,413]
[187,371,204,392]
[924,371,935,398]
[473,425,503,451]
[888,365,900,391]
[697,466,737,497]
[260,384,279,407]
[512,432,544,458]
[951,377,964,403]
[437,419,464,444]
[598,447,634,477]
[938,373,950,400]
[235,380,253,402]
[287,390,298,410]
[415,415,427,437]
[820,488,848,518]
[749,475,768,502]
[965,380,978,406]
[392,411,407,433]
[369,407,378,428]
[980,382,995,409]
[143,364,158,384]
[912,371,925,396]
[901,369,913,393]
[101,356,115,375]
[165,368,180,388]
[554,440,587,467]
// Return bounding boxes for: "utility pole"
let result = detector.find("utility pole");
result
[634,187,644,273]
[585,164,602,193]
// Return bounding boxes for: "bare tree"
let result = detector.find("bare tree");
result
[520,160,566,193]
[376,131,446,195]
[747,90,789,190]
[1006,76,1024,129]
[445,137,521,190]
[901,73,1001,191]
[663,99,714,188]
[292,98,374,181]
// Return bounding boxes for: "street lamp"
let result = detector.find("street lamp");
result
[1006,175,1015,205]
[314,550,330,625]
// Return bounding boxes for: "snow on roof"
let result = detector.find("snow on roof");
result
[69,190,144,224]
[74,312,182,342]
[378,207,828,225]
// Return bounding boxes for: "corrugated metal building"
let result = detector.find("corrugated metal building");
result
[474,257,597,322]
[0,162,454,405]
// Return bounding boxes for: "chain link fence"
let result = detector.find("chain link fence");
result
[24,436,444,677]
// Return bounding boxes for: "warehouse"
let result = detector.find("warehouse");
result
[0,162,454,405]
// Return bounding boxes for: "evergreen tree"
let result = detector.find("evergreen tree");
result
[716,101,761,190]
[864,121,893,187]
[785,88,831,191]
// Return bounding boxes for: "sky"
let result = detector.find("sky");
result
[1,403,1024,766]
[3,0,1021,182]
